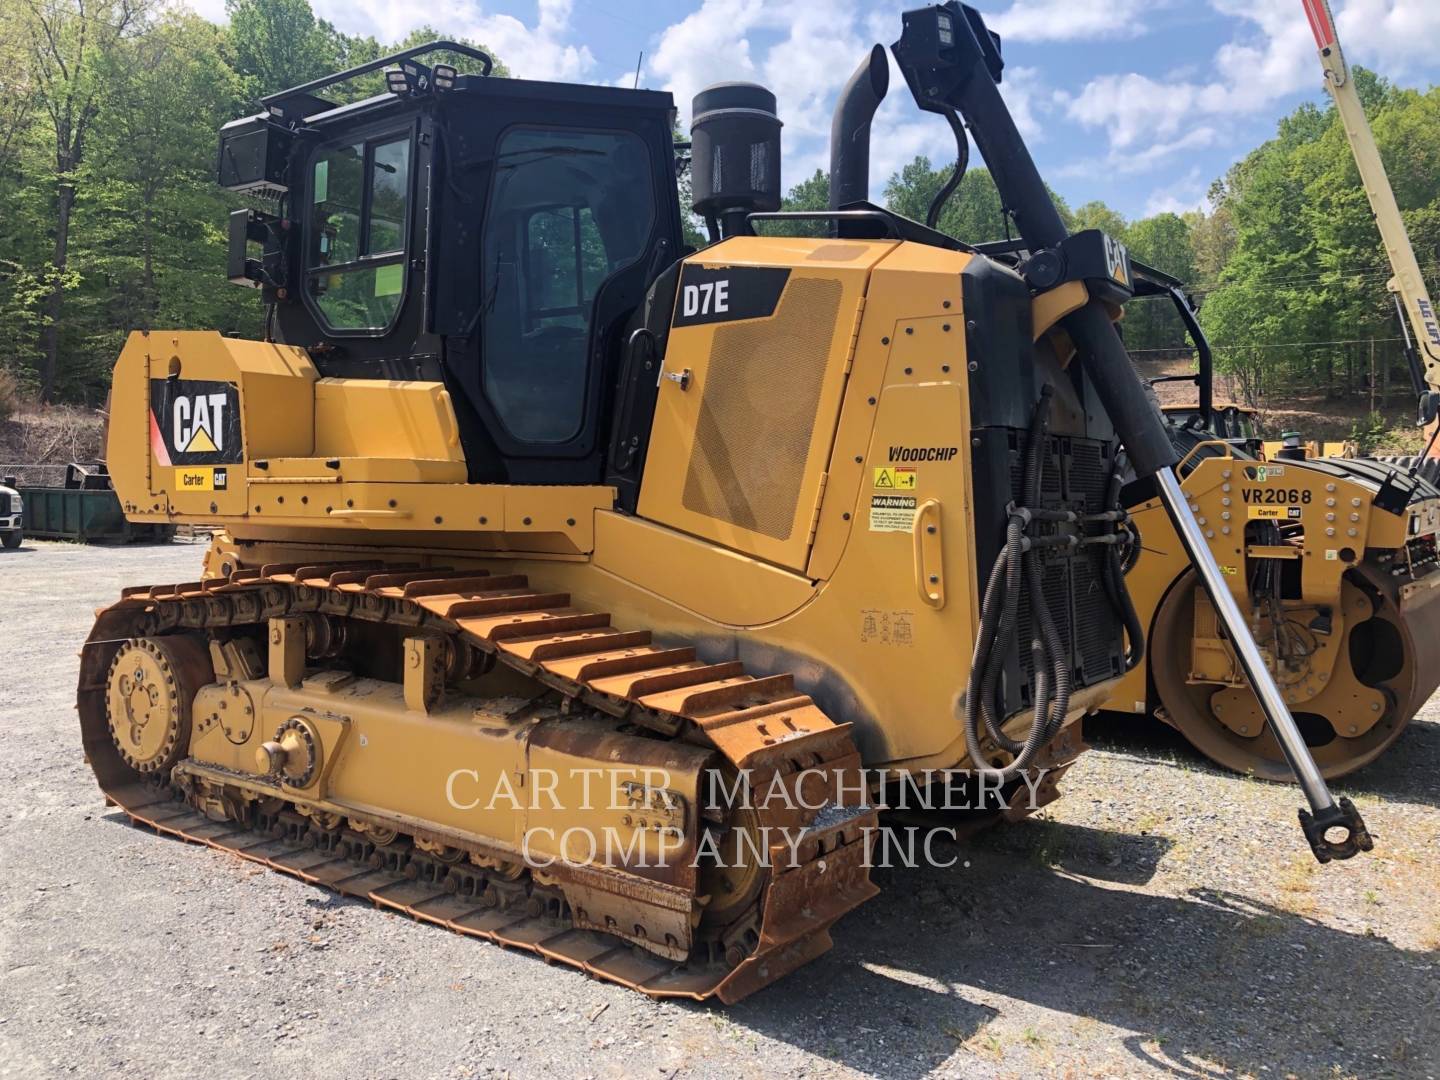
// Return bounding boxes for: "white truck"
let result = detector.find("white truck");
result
[0,476,22,549]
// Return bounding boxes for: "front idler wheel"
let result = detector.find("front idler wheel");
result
[105,635,213,775]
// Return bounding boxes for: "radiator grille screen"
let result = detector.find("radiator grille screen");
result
[681,277,842,540]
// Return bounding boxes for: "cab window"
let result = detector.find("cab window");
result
[482,128,653,444]
[307,133,412,331]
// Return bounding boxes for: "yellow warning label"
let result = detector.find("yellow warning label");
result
[176,466,215,492]
[869,494,917,532]
[873,466,917,490]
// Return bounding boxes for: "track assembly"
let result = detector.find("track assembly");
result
[79,561,882,1002]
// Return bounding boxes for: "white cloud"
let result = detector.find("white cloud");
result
[1060,0,1440,153]
[1142,167,1211,216]
[303,0,594,81]
[181,0,228,23]
[987,0,1161,43]
[1326,0,1440,74]
[1054,126,1220,184]
[642,2,1058,201]
[645,0,769,121]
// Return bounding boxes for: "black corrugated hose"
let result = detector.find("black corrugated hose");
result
[962,390,1150,782]
[962,386,1074,782]
[1102,450,1145,672]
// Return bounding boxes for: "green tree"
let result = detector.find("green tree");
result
[768,167,829,237]
[222,0,344,100]
[1198,71,1440,410]
[1124,212,1196,352]
[1186,188,1235,285]
[883,155,1073,245]
[1069,200,1128,239]
[63,12,256,399]
[19,0,154,401]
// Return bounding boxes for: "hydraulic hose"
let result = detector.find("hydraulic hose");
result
[962,388,1074,783]
[1101,453,1145,672]
[1104,546,1145,672]
[974,387,1050,754]
[925,109,969,229]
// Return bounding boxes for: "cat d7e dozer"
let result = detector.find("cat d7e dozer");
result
[1099,269,1440,779]
[80,3,1365,1002]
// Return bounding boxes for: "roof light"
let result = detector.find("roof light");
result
[434,64,457,91]
[384,66,410,95]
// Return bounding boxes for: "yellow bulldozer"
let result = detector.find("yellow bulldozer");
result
[80,2,1368,1002]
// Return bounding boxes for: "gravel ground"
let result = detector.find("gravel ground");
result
[1,539,1437,1079]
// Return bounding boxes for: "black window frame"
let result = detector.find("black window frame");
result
[302,121,418,337]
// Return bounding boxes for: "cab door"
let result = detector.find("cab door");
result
[637,238,893,572]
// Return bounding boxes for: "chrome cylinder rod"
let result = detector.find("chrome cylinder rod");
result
[1154,467,1333,807]
[1157,466,1370,863]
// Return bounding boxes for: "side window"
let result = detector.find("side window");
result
[482,129,653,444]
[307,133,411,331]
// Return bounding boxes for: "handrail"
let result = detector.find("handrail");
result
[1176,438,1235,473]
[744,210,901,237]
[261,41,494,110]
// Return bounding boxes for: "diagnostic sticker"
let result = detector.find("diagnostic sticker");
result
[873,466,917,490]
[870,494,917,532]
[374,263,403,297]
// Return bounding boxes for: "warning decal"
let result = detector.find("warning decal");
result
[870,494,917,532]
[873,466,917,490]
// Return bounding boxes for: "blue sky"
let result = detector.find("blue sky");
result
[190,0,1440,224]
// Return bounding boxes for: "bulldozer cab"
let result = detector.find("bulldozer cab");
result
[222,44,686,485]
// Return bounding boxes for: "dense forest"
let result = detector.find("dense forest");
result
[2,0,1438,443]
[0,0,505,409]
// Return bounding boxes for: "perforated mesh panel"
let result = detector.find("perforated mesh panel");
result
[681,277,843,540]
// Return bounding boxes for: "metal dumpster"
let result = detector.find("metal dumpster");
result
[17,463,176,543]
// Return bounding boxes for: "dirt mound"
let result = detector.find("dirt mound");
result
[0,407,107,486]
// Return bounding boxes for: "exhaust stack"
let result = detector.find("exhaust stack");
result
[828,45,889,210]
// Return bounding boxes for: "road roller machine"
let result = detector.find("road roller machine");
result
[78,3,1368,1003]
[1102,268,1440,779]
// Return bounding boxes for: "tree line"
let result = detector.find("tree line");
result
[0,0,503,407]
[2,0,1437,423]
